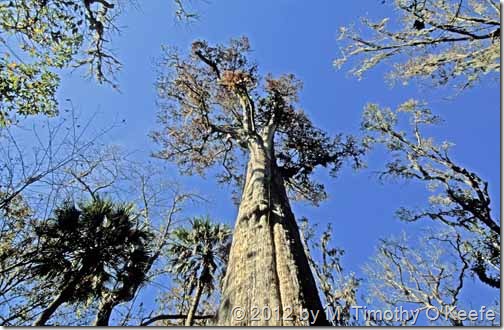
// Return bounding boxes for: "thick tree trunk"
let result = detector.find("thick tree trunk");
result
[185,279,204,326]
[33,284,73,326]
[216,139,328,326]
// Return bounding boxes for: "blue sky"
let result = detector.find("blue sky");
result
[55,0,500,321]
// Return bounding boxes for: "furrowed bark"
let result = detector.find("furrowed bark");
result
[215,137,328,326]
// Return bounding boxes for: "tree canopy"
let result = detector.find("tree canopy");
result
[0,0,124,125]
[32,198,152,325]
[152,37,364,205]
[362,99,500,289]
[335,0,500,90]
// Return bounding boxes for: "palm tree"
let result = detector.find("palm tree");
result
[168,217,231,326]
[31,198,151,326]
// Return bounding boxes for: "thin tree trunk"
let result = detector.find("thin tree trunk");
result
[216,139,329,326]
[33,283,73,326]
[185,279,204,326]
[93,294,116,326]
[93,281,143,325]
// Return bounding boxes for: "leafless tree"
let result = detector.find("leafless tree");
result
[0,106,123,325]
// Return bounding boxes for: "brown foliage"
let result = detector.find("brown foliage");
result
[153,37,364,204]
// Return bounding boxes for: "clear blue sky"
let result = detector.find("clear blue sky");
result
[56,0,500,322]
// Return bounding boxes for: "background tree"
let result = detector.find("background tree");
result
[0,107,203,326]
[0,104,117,215]
[0,108,124,326]
[0,194,44,326]
[31,198,152,326]
[335,0,500,90]
[93,187,195,326]
[0,0,122,125]
[153,37,364,325]
[362,100,500,289]
[365,231,500,326]
[145,278,218,326]
[0,0,201,126]
[167,217,231,326]
[300,218,361,326]
[337,0,500,325]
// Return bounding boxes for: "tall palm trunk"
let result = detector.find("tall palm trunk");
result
[33,283,73,326]
[216,138,328,326]
[185,278,204,326]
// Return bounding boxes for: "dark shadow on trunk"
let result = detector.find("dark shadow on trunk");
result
[33,283,74,326]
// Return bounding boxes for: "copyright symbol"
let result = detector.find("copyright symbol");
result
[232,306,246,321]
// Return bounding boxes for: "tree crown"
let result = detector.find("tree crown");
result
[152,37,364,204]
[168,217,231,295]
[32,198,152,302]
